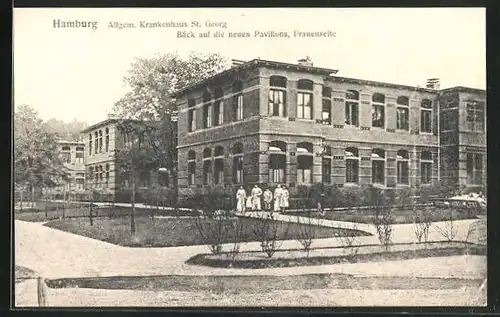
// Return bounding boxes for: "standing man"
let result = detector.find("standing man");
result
[251,184,263,211]
[273,185,283,212]
[280,185,290,213]
[236,186,247,214]
[263,188,273,211]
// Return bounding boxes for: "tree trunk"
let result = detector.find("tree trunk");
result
[131,179,136,234]
[19,189,23,212]
[89,188,94,226]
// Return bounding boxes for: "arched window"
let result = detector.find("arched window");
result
[421,99,433,133]
[372,148,386,184]
[372,93,385,128]
[322,145,332,184]
[187,97,196,132]
[94,131,99,154]
[345,90,359,127]
[203,90,213,129]
[214,87,224,126]
[98,130,103,152]
[88,134,92,157]
[188,150,196,185]
[297,142,313,183]
[232,143,244,184]
[396,149,409,184]
[297,79,314,119]
[105,164,110,188]
[269,141,287,183]
[420,150,433,184]
[105,128,110,151]
[203,148,212,185]
[396,96,409,131]
[322,87,332,125]
[232,81,244,121]
[214,146,224,184]
[345,147,359,183]
[269,76,287,117]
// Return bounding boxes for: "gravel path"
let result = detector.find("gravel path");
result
[42,287,484,307]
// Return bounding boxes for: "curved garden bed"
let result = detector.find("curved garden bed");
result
[186,241,486,269]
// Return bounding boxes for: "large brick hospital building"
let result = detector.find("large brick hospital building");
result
[172,58,486,199]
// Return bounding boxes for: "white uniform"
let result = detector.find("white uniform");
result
[273,187,282,212]
[236,189,246,212]
[281,188,290,209]
[251,186,263,210]
[263,190,273,210]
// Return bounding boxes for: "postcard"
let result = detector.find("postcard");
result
[13,7,487,308]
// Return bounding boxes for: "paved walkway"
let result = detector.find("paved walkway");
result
[15,215,483,280]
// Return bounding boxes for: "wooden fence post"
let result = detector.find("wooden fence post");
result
[37,277,47,307]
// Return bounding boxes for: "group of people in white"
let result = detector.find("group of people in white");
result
[235,184,290,213]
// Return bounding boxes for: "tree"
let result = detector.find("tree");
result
[111,52,229,208]
[43,117,89,141]
[114,121,158,234]
[14,105,69,207]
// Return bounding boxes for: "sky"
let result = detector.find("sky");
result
[14,8,486,125]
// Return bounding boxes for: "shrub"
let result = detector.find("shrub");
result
[373,204,394,251]
[252,211,290,258]
[433,209,458,242]
[295,207,320,257]
[194,213,230,255]
[413,207,432,244]
[340,185,364,208]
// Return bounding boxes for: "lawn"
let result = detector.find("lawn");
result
[15,205,198,222]
[43,216,370,247]
[285,206,478,224]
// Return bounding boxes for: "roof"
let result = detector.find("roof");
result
[439,86,487,95]
[326,76,439,94]
[171,58,340,98]
[81,118,120,134]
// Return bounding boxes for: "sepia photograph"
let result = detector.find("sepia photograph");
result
[13,7,487,307]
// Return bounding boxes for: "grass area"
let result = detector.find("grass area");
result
[285,206,478,224]
[15,265,37,283]
[15,205,198,222]
[187,242,486,269]
[43,216,369,247]
[45,272,483,293]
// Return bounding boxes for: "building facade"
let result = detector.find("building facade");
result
[174,59,486,199]
[81,118,121,198]
[81,117,175,201]
[53,140,86,200]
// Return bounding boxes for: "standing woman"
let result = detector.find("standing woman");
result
[273,185,282,212]
[236,186,247,213]
[280,185,290,213]
[263,188,273,211]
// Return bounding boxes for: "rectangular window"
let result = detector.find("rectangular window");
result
[214,159,223,184]
[62,152,71,163]
[297,156,313,183]
[214,101,224,126]
[188,162,196,185]
[466,102,485,132]
[188,109,196,132]
[397,161,409,184]
[467,153,483,185]
[396,107,409,130]
[105,135,109,152]
[269,90,285,117]
[421,109,432,133]
[372,160,385,184]
[203,161,212,185]
[322,158,331,183]
[441,110,457,131]
[99,133,103,152]
[269,154,286,183]
[372,105,385,128]
[75,152,84,164]
[421,162,432,184]
[203,104,212,128]
[233,94,244,121]
[89,140,92,156]
[346,159,359,183]
[94,136,98,154]
[322,99,331,124]
[297,92,313,119]
[345,102,359,127]
[233,156,244,184]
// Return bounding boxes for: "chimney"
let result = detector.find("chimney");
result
[426,78,440,90]
[231,59,246,68]
[298,56,313,67]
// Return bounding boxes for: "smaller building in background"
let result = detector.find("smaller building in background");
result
[55,139,86,200]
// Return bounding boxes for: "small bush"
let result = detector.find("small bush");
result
[434,209,458,242]
[295,203,320,257]
[413,207,432,244]
[252,212,290,258]
[373,204,394,251]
